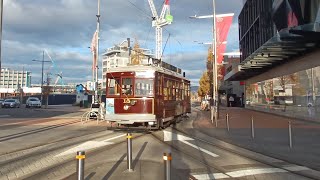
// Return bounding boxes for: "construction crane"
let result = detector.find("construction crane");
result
[44,49,65,91]
[147,0,173,60]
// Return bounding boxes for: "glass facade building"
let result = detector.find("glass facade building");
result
[246,66,320,121]
[225,0,320,122]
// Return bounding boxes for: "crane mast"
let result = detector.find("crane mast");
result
[147,0,173,60]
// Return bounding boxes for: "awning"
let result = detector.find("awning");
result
[225,23,320,81]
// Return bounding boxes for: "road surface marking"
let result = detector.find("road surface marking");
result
[55,133,126,157]
[102,134,126,142]
[192,173,229,179]
[0,115,10,118]
[163,130,219,157]
[192,165,312,179]
[226,168,287,177]
[283,165,310,171]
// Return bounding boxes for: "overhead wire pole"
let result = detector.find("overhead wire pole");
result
[0,0,3,83]
[212,0,219,121]
[95,0,100,103]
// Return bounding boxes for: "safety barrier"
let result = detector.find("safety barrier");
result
[163,152,172,180]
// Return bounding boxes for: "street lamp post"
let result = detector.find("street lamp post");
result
[212,0,219,122]
[0,0,3,82]
[190,0,219,122]
[33,51,51,106]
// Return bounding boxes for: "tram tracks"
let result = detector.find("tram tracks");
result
[22,132,149,180]
[0,120,81,143]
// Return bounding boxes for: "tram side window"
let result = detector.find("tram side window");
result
[135,79,154,96]
[108,78,120,95]
[164,79,168,100]
[182,83,185,100]
[168,80,172,100]
[122,78,133,95]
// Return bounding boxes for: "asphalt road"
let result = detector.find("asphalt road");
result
[0,105,84,119]
[0,105,317,180]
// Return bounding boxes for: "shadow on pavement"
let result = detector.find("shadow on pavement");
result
[85,172,96,180]
[133,142,148,169]
[103,153,126,179]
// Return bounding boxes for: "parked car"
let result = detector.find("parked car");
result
[0,99,4,106]
[2,99,20,108]
[26,97,41,108]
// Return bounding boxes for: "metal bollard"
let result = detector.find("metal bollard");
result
[211,107,214,124]
[76,151,85,180]
[127,133,133,171]
[215,110,218,127]
[226,113,230,132]
[163,153,172,180]
[288,121,292,148]
[251,116,255,139]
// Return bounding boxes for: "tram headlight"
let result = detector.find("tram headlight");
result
[123,104,130,110]
[130,100,137,106]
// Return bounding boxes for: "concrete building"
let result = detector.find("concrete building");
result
[0,68,31,89]
[0,68,33,97]
[219,54,244,107]
[225,0,320,121]
[220,55,244,97]
[101,40,153,88]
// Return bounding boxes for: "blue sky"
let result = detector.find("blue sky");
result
[2,0,243,86]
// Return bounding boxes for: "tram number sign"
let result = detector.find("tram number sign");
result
[123,98,131,104]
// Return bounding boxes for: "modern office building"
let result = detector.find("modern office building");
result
[101,40,152,89]
[225,0,320,121]
[0,68,32,97]
[0,68,31,89]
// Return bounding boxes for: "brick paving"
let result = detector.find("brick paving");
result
[193,107,320,171]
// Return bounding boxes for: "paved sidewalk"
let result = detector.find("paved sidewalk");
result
[193,107,320,171]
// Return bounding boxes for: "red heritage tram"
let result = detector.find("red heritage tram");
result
[105,64,191,129]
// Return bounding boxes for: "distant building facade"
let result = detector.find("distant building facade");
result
[0,68,31,89]
[101,40,152,89]
[225,0,320,121]
[0,68,33,97]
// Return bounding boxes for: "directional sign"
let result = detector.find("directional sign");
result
[163,131,219,157]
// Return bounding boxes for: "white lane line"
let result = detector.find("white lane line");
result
[0,115,10,118]
[192,165,312,179]
[55,133,126,157]
[283,165,311,171]
[181,140,219,157]
[226,168,287,178]
[192,173,229,180]
[102,134,127,142]
[163,130,219,158]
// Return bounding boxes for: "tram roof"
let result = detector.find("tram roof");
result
[107,65,190,81]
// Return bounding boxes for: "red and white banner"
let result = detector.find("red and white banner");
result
[91,31,98,70]
[215,13,234,64]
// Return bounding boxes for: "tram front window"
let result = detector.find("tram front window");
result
[122,78,133,95]
[108,78,120,95]
[135,79,154,97]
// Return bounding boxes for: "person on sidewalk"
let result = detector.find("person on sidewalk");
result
[229,96,235,107]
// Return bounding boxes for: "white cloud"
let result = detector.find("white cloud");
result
[1,0,243,86]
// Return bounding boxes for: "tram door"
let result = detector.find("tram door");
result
[155,72,163,118]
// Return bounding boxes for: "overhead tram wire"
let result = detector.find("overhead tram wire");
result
[160,33,171,60]
[127,0,153,20]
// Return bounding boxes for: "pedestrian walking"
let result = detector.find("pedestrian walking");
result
[229,96,234,107]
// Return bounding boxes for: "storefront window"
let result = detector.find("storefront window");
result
[246,66,320,121]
